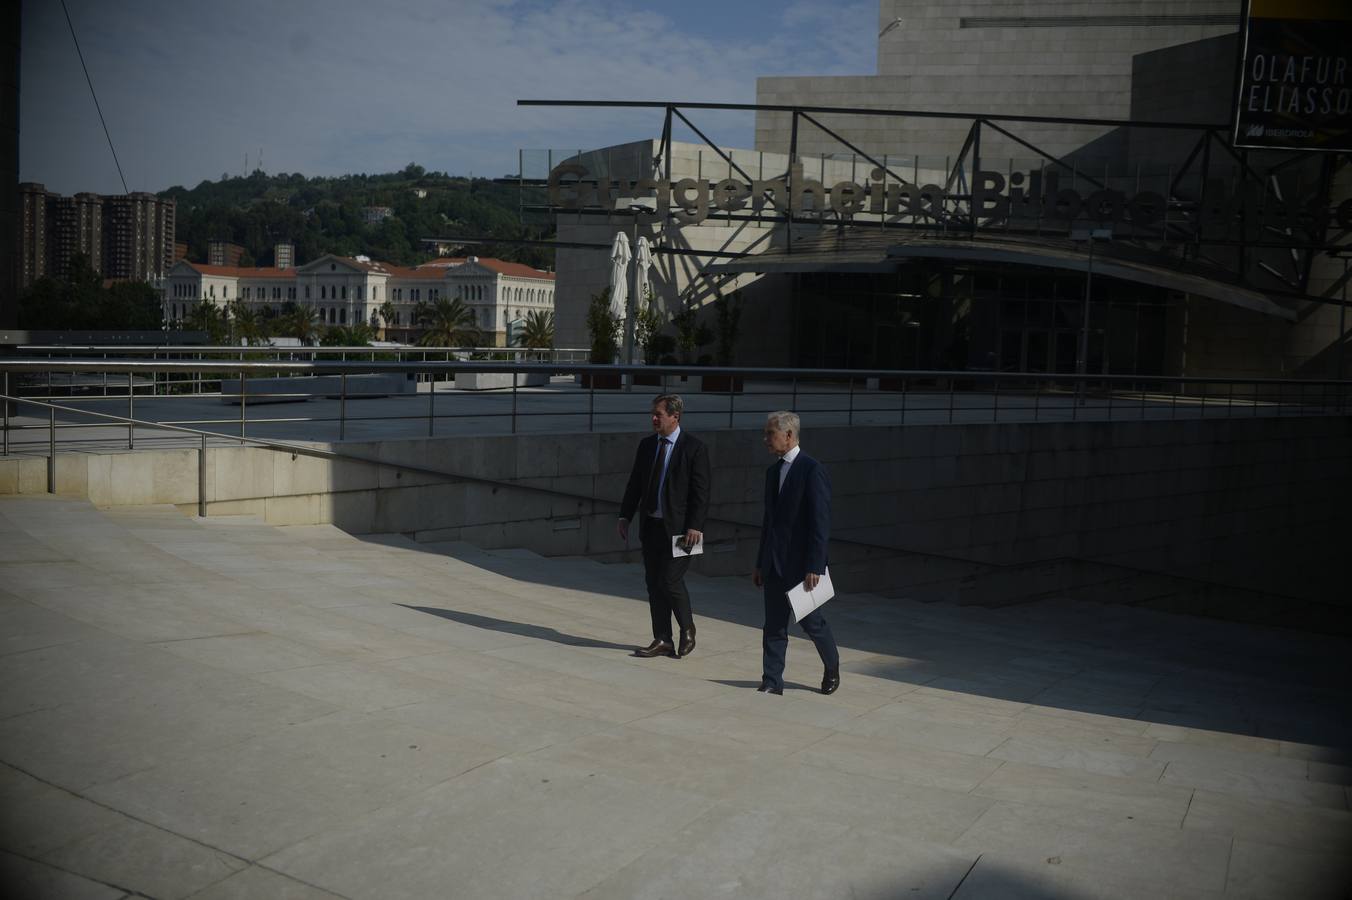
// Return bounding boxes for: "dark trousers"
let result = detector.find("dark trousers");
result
[640,515,694,642]
[762,575,839,691]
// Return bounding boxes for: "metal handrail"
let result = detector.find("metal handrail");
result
[4,360,1348,459]
[0,391,614,518]
[3,356,1351,387]
[1,390,1323,608]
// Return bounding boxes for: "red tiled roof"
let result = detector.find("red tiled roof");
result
[182,263,295,278]
[386,266,449,280]
[178,256,552,282]
[461,258,555,280]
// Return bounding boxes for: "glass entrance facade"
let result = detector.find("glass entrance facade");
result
[790,264,1175,375]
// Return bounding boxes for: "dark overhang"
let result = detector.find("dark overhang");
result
[709,231,1297,321]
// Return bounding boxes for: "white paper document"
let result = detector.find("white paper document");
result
[671,535,704,557]
[786,567,834,623]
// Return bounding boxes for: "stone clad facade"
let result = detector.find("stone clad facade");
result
[164,254,554,346]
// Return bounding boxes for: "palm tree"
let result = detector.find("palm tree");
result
[186,300,228,343]
[320,323,375,347]
[278,303,321,346]
[515,309,554,350]
[378,300,396,339]
[416,297,481,347]
[227,300,268,346]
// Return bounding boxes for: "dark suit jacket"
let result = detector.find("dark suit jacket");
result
[620,430,711,537]
[757,451,830,585]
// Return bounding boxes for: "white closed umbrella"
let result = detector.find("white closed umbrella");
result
[634,236,653,311]
[608,230,631,325]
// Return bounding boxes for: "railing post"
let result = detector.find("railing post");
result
[427,372,435,437]
[3,371,9,456]
[127,372,135,449]
[198,432,207,518]
[511,373,519,435]
[339,373,347,441]
[900,377,908,425]
[992,376,1000,422]
[239,369,247,442]
[728,378,736,429]
[847,378,854,426]
[48,407,56,493]
[588,378,595,433]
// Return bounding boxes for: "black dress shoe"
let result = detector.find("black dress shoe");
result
[634,640,675,658]
[677,630,696,658]
[757,678,783,695]
[821,667,840,695]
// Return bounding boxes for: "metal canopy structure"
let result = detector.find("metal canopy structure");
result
[516,98,1351,310]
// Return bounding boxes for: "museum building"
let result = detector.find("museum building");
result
[541,0,1349,381]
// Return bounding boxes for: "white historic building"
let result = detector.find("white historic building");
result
[163,254,555,346]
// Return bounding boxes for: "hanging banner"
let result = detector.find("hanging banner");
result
[1233,0,1352,152]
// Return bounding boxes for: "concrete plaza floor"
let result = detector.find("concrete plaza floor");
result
[1,494,1350,899]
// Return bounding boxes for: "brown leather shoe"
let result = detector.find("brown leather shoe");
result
[677,630,696,658]
[821,667,840,695]
[634,640,675,658]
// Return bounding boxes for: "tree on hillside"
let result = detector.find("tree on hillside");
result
[416,297,481,347]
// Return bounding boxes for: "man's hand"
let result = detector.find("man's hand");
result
[684,529,702,548]
[617,518,629,542]
[804,572,821,590]
[753,567,763,587]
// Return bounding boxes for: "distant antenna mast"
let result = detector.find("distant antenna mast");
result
[244,153,248,176]
[259,147,264,173]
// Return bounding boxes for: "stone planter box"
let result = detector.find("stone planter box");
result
[220,373,414,405]
[700,374,744,393]
[454,372,548,390]
[580,372,622,390]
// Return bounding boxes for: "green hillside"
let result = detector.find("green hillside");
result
[159,164,552,270]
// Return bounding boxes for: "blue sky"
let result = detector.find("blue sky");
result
[20,0,877,195]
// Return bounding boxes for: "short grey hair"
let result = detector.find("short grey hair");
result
[653,393,684,418]
[765,410,800,436]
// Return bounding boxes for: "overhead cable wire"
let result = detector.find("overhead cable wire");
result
[60,0,128,193]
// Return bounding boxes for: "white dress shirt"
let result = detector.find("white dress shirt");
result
[777,444,800,493]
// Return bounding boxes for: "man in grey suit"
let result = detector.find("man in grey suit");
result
[619,394,711,659]
[753,411,840,695]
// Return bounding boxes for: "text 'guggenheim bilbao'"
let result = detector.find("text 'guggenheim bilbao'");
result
[548,162,1351,233]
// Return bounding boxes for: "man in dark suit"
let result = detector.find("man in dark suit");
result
[753,411,840,695]
[618,394,711,659]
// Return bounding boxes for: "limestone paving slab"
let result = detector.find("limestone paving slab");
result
[260,756,716,900]
[84,710,504,860]
[1224,838,1352,899]
[0,851,128,900]
[952,800,1233,896]
[38,814,247,900]
[1158,759,1348,809]
[577,806,976,900]
[987,734,1167,780]
[1181,788,1352,854]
